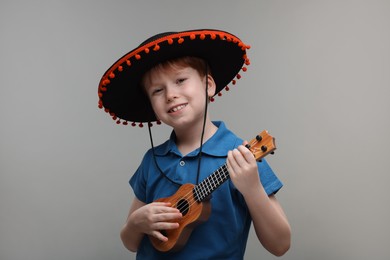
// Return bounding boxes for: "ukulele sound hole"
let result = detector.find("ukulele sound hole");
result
[177,199,189,216]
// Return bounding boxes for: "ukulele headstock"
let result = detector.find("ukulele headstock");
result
[246,130,276,161]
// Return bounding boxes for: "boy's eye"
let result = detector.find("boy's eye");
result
[176,78,186,84]
[151,88,162,95]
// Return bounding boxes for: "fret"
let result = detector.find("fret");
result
[195,163,230,202]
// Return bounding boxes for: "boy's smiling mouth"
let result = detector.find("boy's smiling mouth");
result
[168,104,187,113]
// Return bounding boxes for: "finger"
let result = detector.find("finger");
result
[231,148,247,167]
[151,230,168,242]
[151,203,181,214]
[153,221,180,231]
[237,145,256,163]
[227,151,238,175]
[153,212,182,222]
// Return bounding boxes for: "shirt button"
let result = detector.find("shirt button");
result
[179,161,185,166]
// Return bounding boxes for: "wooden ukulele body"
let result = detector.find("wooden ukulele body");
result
[149,183,211,252]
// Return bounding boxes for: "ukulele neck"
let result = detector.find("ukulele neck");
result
[194,163,229,202]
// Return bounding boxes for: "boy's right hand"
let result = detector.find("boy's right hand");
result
[129,202,182,242]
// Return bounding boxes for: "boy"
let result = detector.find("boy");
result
[98,29,291,259]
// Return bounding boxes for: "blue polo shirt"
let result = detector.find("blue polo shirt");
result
[130,121,283,260]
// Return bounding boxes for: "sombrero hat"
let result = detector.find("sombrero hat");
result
[97,29,250,126]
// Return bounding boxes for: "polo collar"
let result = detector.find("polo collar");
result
[154,121,237,157]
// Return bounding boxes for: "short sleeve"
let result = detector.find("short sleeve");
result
[258,158,283,195]
[129,153,151,202]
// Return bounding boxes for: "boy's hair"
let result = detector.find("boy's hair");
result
[141,56,212,89]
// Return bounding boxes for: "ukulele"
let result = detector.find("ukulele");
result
[149,130,276,252]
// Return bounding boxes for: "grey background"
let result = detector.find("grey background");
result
[1,0,389,259]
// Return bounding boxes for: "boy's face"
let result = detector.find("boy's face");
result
[143,64,216,129]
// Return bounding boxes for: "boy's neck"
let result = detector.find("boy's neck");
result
[174,120,218,156]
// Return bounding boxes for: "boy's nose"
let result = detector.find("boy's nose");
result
[165,87,178,102]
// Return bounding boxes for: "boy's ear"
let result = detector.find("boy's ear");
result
[206,74,217,97]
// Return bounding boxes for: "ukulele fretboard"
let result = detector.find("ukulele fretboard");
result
[193,164,229,202]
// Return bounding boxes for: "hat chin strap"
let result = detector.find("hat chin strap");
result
[195,65,209,184]
[147,65,209,187]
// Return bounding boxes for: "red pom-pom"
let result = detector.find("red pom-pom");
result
[102,79,110,86]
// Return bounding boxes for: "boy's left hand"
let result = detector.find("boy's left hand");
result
[227,141,262,196]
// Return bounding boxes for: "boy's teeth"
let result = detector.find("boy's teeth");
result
[171,104,185,112]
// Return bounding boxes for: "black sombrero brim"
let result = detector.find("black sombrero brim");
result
[98,29,250,125]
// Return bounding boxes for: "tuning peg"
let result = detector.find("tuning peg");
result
[261,145,267,152]
[256,135,262,142]
[245,144,251,149]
